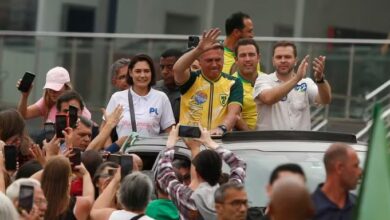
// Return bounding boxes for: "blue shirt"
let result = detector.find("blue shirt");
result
[311,183,356,220]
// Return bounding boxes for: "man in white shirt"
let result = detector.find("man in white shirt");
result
[253,41,331,130]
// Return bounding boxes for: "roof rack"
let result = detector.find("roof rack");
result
[222,130,357,143]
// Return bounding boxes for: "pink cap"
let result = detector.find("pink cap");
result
[43,66,70,91]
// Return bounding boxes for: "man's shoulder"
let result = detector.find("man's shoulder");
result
[220,72,239,81]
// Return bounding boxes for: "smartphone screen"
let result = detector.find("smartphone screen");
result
[121,154,133,179]
[68,105,78,129]
[18,72,36,93]
[107,154,121,164]
[178,125,201,138]
[44,122,55,142]
[55,115,68,138]
[69,148,82,169]
[19,184,34,213]
[4,145,17,171]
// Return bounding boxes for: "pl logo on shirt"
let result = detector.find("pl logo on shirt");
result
[149,107,159,115]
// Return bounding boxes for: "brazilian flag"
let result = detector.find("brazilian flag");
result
[355,104,390,219]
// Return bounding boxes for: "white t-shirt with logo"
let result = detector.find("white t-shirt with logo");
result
[106,88,175,137]
[253,72,318,130]
[109,210,154,220]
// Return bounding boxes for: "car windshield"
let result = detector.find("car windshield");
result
[222,149,366,207]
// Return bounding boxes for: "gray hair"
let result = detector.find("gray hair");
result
[0,192,19,220]
[215,182,245,203]
[110,58,130,80]
[118,172,153,211]
[6,178,41,202]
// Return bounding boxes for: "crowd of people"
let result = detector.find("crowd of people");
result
[0,10,361,220]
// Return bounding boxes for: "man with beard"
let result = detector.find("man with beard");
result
[253,41,331,130]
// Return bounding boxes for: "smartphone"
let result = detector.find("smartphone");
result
[55,115,68,138]
[4,145,17,171]
[68,105,78,129]
[188,36,200,48]
[19,184,34,213]
[44,122,55,142]
[69,148,82,169]
[107,154,121,164]
[18,72,36,93]
[120,154,133,179]
[179,125,201,138]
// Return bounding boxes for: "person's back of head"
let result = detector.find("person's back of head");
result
[118,171,153,212]
[82,150,103,178]
[0,192,19,220]
[269,176,314,220]
[41,156,72,219]
[16,160,43,180]
[225,12,251,36]
[269,163,306,186]
[192,149,222,186]
[0,108,25,143]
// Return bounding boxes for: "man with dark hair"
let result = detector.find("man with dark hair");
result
[156,125,246,220]
[215,182,248,220]
[154,49,183,122]
[173,28,243,135]
[172,159,191,185]
[110,58,130,91]
[56,90,92,119]
[233,38,263,130]
[259,163,307,220]
[311,143,362,220]
[253,41,332,130]
[223,12,254,74]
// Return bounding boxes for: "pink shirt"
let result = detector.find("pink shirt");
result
[33,97,92,122]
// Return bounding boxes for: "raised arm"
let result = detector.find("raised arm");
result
[16,80,41,119]
[255,56,309,105]
[173,28,221,85]
[90,167,120,220]
[312,56,332,104]
[86,106,123,151]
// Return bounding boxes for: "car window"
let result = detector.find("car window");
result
[223,150,366,207]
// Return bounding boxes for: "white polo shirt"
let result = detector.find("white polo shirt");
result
[105,88,175,137]
[253,72,318,130]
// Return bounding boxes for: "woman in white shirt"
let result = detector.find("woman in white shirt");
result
[105,54,175,138]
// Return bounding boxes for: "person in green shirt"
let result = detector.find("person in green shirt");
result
[145,180,179,220]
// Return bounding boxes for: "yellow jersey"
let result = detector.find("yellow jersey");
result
[179,71,243,130]
[232,71,261,130]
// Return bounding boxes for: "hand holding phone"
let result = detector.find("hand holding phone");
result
[4,145,17,171]
[55,115,68,138]
[18,72,36,93]
[69,148,82,170]
[19,184,34,213]
[179,125,201,138]
[68,105,78,129]
[44,122,55,142]
[120,154,133,179]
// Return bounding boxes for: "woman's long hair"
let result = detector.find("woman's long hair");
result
[0,109,25,142]
[41,156,72,220]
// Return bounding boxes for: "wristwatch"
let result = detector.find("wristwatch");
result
[218,125,228,134]
[315,76,325,84]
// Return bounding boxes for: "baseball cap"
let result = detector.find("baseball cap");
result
[43,66,70,91]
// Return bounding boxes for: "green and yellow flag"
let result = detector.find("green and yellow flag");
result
[355,104,390,220]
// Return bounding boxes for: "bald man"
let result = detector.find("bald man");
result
[311,143,362,220]
[268,176,314,220]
